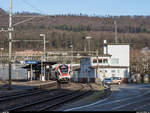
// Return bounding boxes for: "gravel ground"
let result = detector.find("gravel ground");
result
[55,83,106,111]
[0,80,56,96]
[0,82,85,111]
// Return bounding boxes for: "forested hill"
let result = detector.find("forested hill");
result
[1,8,150,33]
[0,8,150,51]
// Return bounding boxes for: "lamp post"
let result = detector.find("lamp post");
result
[40,34,46,81]
[70,45,73,78]
[40,34,46,62]
[85,36,92,56]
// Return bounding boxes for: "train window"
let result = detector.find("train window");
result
[59,65,68,74]
[60,68,68,73]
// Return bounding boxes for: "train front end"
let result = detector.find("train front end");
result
[57,64,70,82]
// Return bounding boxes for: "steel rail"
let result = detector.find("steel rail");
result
[0,89,41,99]
[0,82,57,101]
[39,84,93,111]
[7,84,87,111]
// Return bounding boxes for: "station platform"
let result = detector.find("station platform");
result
[0,80,56,92]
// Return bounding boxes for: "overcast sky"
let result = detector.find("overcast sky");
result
[0,0,150,16]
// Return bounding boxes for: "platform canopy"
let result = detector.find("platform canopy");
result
[22,61,57,70]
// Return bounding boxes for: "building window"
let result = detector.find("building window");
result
[111,70,116,73]
[111,58,119,64]
[98,59,103,63]
[93,59,97,63]
[103,59,108,64]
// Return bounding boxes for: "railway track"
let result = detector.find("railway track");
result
[39,84,93,111]
[0,82,57,100]
[3,83,92,111]
[0,81,57,97]
[0,82,58,111]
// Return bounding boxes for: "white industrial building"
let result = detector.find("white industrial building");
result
[77,40,130,83]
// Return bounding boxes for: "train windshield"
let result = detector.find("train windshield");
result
[60,68,68,73]
[59,65,68,73]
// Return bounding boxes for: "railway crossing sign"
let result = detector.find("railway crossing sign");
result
[25,60,38,64]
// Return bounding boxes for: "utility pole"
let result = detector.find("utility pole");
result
[96,49,99,84]
[8,0,13,90]
[0,0,13,89]
[114,20,118,44]
[96,49,99,76]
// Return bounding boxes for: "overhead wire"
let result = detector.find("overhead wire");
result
[13,0,48,27]
[21,0,44,14]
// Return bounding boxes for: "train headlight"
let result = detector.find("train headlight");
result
[46,65,49,69]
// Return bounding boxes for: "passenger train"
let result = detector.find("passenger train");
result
[51,64,71,83]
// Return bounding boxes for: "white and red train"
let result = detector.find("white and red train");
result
[51,64,71,82]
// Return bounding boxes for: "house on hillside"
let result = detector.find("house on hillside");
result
[15,50,43,56]
[77,40,130,83]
